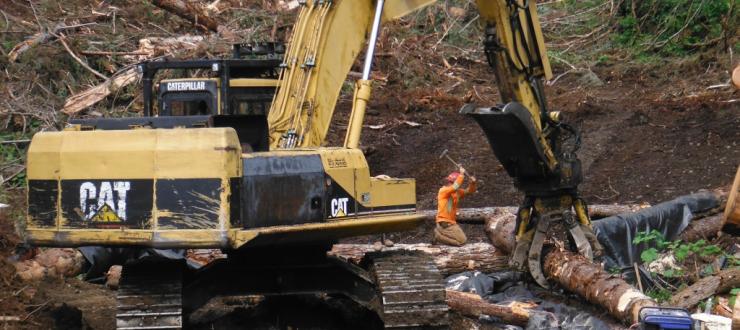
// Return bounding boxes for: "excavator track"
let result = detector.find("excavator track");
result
[116,260,184,330]
[370,252,450,329]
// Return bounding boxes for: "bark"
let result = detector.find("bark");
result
[669,268,740,309]
[445,289,532,326]
[679,214,723,242]
[329,243,508,275]
[543,249,657,324]
[62,67,140,114]
[150,0,220,32]
[420,204,643,224]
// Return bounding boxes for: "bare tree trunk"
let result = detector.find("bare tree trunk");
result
[420,204,643,224]
[679,214,724,242]
[330,243,508,275]
[543,249,657,324]
[445,289,533,326]
[62,67,140,114]
[669,268,740,309]
[150,0,220,32]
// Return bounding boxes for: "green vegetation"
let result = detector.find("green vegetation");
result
[615,0,736,55]
[634,229,723,267]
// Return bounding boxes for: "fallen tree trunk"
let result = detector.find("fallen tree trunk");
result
[669,268,740,309]
[543,249,657,324]
[62,67,140,114]
[679,214,724,242]
[445,289,532,326]
[421,204,643,224]
[329,243,508,275]
[150,0,220,32]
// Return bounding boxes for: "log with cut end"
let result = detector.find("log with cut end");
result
[329,243,508,275]
[445,289,532,326]
[543,249,657,324]
[669,268,740,309]
[150,0,220,32]
[13,248,86,282]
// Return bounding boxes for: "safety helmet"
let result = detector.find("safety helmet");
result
[446,171,460,183]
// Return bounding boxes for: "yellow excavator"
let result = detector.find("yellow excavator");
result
[24,0,599,328]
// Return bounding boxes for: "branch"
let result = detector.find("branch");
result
[56,33,109,80]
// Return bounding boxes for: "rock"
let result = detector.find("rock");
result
[578,70,604,87]
[383,239,394,247]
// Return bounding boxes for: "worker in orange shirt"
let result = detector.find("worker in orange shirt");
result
[433,167,477,246]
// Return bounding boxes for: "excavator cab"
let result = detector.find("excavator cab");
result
[66,43,283,152]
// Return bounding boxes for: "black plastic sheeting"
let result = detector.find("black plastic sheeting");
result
[593,192,719,270]
[445,271,615,329]
[77,247,197,283]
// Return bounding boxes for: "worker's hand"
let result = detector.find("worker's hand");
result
[470,176,477,182]
[459,167,466,174]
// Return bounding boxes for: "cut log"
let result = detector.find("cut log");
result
[13,248,86,282]
[543,249,657,324]
[62,67,140,114]
[484,212,517,254]
[329,243,508,275]
[445,289,532,326]
[420,204,643,224]
[679,214,723,242]
[150,0,220,32]
[669,268,740,310]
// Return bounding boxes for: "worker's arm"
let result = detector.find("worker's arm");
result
[439,172,465,198]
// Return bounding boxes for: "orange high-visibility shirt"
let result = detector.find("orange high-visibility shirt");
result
[436,174,476,224]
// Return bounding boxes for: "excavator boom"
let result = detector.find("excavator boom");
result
[267,0,435,149]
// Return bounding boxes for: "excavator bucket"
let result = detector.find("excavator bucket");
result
[461,102,550,182]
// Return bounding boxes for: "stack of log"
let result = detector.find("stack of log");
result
[332,199,732,326]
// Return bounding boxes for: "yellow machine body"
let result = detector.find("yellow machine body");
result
[25,128,420,249]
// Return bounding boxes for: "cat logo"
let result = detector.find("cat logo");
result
[330,197,350,218]
[79,181,130,222]
[91,204,121,222]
